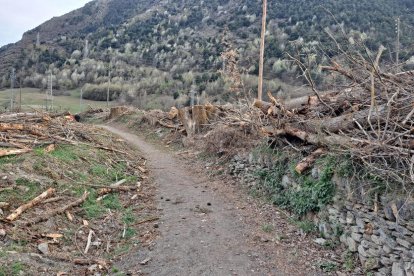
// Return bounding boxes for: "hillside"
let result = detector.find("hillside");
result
[0,0,413,109]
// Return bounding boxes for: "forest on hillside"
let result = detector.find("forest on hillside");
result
[1,0,413,110]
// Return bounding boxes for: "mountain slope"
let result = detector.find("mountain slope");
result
[1,0,413,108]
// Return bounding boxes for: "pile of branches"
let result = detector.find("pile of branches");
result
[255,47,414,188]
[0,110,121,157]
[144,103,262,135]
[139,103,263,156]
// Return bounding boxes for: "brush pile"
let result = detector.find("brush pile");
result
[139,48,413,187]
[0,110,156,275]
[0,111,122,157]
[255,49,414,186]
[140,102,263,156]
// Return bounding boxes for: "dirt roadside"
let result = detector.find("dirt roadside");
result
[102,125,336,276]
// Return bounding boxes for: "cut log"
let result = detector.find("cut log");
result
[97,186,136,196]
[298,105,386,133]
[109,106,129,119]
[24,191,89,226]
[0,123,25,131]
[264,125,352,148]
[253,99,273,115]
[205,103,218,120]
[157,120,179,129]
[73,258,110,268]
[295,148,326,174]
[7,188,55,221]
[0,148,32,157]
[44,144,56,153]
[267,91,294,116]
[0,123,45,136]
[168,107,179,120]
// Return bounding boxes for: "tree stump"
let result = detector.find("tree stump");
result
[109,106,129,119]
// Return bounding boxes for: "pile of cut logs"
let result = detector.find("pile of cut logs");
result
[146,56,413,185]
[0,111,117,157]
[254,57,414,184]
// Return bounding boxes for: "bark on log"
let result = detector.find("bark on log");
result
[253,99,273,115]
[192,105,208,132]
[263,125,352,148]
[205,103,218,120]
[157,120,180,129]
[73,258,110,268]
[295,148,326,174]
[168,107,179,120]
[0,123,25,131]
[97,186,136,197]
[24,191,89,226]
[7,188,55,221]
[297,105,386,133]
[178,107,195,136]
[109,106,129,119]
[0,113,38,120]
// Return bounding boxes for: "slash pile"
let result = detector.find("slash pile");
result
[254,54,414,187]
[139,55,413,188]
[0,110,157,275]
[0,111,124,157]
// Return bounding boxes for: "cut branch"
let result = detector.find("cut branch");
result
[295,148,326,174]
[24,191,89,226]
[7,188,55,221]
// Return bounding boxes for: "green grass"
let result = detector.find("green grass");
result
[103,194,123,210]
[123,228,136,239]
[0,178,41,203]
[0,88,112,113]
[89,161,136,183]
[51,145,79,162]
[261,224,274,233]
[122,208,136,225]
[253,149,336,217]
[292,219,317,234]
[82,191,106,219]
[90,164,108,176]
[0,156,25,167]
[0,261,25,276]
[343,251,357,271]
[319,261,337,272]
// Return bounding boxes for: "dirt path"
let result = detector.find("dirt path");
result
[102,126,322,276]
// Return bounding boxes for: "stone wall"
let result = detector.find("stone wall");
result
[328,203,414,276]
[226,152,414,276]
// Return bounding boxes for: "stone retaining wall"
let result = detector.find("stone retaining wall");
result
[226,152,414,276]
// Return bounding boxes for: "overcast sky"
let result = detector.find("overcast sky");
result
[0,0,92,47]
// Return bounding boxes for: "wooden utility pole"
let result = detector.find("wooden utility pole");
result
[396,17,400,67]
[46,72,53,111]
[107,68,111,107]
[19,79,22,112]
[10,68,15,111]
[258,0,267,101]
[80,88,83,112]
[50,72,53,110]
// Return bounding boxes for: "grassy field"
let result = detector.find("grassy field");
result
[0,88,113,113]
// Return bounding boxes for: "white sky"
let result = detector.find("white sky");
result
[0,0,92,47]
